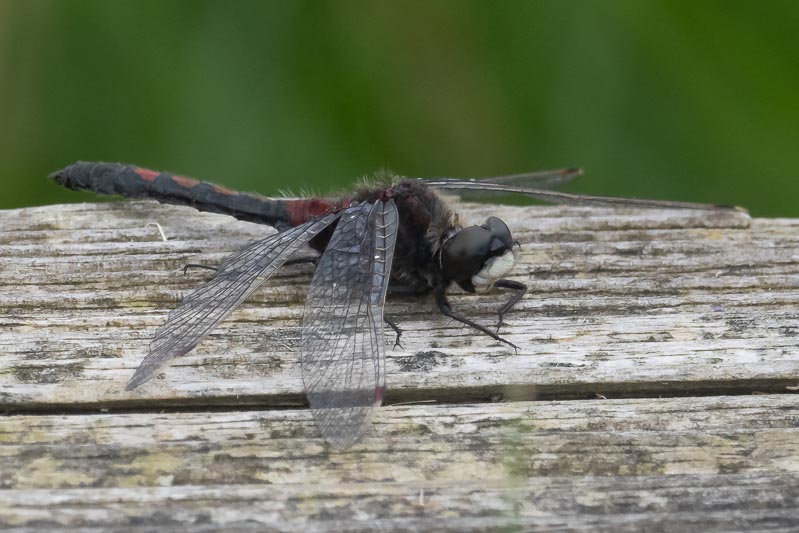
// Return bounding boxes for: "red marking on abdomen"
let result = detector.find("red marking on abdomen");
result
[135,168,159,182]
[171,175,199,189]
[287,198,336,226]
[212,184,236,196]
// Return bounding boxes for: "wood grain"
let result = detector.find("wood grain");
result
[1,201,797,408]
[1,396,797,530]
[1,199,797,530]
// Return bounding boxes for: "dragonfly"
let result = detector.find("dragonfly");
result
[51,162,739,448]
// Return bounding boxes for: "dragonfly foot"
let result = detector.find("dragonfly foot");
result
[183,263,218,275]
[384,316,403,350]
[500,336,519,353]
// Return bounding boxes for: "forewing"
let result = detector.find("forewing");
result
[423,177,744,212]
[301,199,398,449]
[126,211,342,390]
[418,167,582,190]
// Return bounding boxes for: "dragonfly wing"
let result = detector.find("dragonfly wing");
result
[417,167,582,190]
[126,211,342,390]
[424,178,743,211]
[301,199,399,449]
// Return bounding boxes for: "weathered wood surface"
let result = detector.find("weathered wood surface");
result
[1,199,798,530]
[4,474,797,532]
[1,395,798,530]
[1,201,797,406]
[5,394,799,487]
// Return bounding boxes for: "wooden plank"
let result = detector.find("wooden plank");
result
[1,201,798,408]
[1,395,797,530]
[2,395,798,487]
[1,475,797,531]
[2,200,798,530]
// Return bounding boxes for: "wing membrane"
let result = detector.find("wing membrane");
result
[126,211,342,390]
[417,168,582,190]
[424,177,744,212]
[301,200,398,449]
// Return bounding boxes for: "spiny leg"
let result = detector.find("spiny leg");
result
[434,286,518,352]
[494,279,527,331]
[182,255,319,276]
[387,283,431,297]
[183,263,218,275]
[384,283,429,349]
[284,255,319,267]
[384,316,403,349]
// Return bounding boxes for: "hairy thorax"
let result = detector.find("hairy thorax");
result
[355,178,457,294]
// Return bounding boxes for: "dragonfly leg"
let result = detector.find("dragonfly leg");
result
[434,286,518,352]
[183,255,318,276]
[494,279,527,331]
[183,263,218,275]
[384,316,403,349]
[284,255,319,267]
[387,283,431,296]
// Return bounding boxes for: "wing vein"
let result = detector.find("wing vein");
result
[127,210,342,390]
[300,200,398,449]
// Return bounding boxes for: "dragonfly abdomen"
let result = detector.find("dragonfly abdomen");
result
[281,198,342,227]
[51,161,294,229]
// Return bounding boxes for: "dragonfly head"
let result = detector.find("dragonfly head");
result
[441,216,517,293]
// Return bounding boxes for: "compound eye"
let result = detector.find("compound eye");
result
[482,217,513,254]
[441,226,492,282]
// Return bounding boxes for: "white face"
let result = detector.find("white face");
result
[470,248,517,292]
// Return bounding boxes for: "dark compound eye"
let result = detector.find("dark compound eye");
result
[441,226,491,282]
[441,217,514,282]
[482,217,512,253]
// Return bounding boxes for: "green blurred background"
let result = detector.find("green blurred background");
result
[1,0,797,216]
